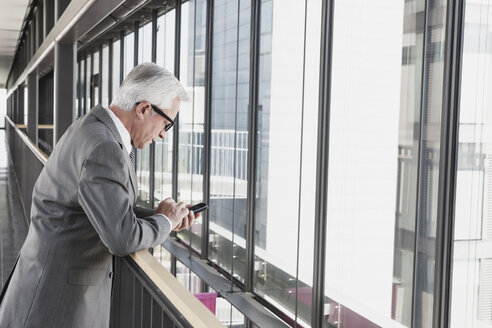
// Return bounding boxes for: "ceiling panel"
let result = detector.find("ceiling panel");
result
[0,0,31,88]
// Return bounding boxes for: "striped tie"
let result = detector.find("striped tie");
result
[129,147,135,170]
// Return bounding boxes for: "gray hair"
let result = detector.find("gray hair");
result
[110,62,187,112]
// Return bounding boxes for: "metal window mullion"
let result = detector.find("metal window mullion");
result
[98,44,103,105]
[77,58,81,117]
[169,0,183,276]
[201,0,214,260]
[108,39,113,104]
[245,0,261,293]
[120,30,125,84]
[411,0,431,325]
[83,54,87,114]
[90,50,94,108]
[172,1,182,203]
[311,0,335,326]
[149,10,158,209]
[433,0,465,327]
[134,21,139,67]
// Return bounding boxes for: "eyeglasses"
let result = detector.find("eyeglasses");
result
[135,102,175,132]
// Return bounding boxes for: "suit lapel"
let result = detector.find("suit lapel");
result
[91,105,138,199]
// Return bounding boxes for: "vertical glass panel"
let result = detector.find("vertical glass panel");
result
[152,245,172,272]
[93,50,99,106]
[208,0,251,285]
[207,286,246,327]
[124,32,135,76]
[156,9,176,72]
[412,0,446,326]
[136,146,151,208]
[176,260,202,294]
[86,55,91,111]
[139,22,152,64]
[154,8,176,208]
[102,44,109,108]
[112,39,121,101]
[392,0,425,325]
[253,0,320,325]
[76,61,79,117]
[450,1,492,327]
[321,0,447,327]
[177,0,207,251]
[80,57,85,116]
[23,84,28,126]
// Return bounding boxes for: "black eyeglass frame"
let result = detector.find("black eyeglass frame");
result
[135,102,175,132]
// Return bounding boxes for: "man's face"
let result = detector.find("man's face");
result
[131,98,180,149]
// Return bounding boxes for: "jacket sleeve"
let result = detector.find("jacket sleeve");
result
[77,141,171,257]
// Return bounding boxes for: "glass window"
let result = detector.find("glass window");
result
[176,260,202,294]
[152,245,172,272]
[156,9,175,72]
[252,0,321,325]
[86,55,91,111]
[112,39,121,101]
[79,57,85,117]
[450,1,492,327]
[139,22,152,64]
[207,0,251,285]
[154,8,176,208]
[177,0,207,251]
[92,50,99,106]
[102,44,109,108]
[208,286,245,327]
[124,32,135,76]
[323,0,446,327]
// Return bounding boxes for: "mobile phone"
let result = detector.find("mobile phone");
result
[189,202,208,214]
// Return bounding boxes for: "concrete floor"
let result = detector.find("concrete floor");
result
[0,129,28,288]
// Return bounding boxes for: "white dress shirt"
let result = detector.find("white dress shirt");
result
[105,107,173,228]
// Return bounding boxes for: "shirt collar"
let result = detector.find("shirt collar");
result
[105,107,133,155]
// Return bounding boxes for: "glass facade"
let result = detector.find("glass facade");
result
[6,0,482,326]
[450,1,492,327]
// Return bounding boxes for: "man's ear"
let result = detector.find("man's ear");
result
[135,102,151,120]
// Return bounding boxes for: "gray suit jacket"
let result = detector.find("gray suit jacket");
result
[0,105,171,328]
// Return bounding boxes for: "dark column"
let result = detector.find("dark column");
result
[54,41,76,144]
[27,71,39,145]
[36,2,44,48]
[43,0,55,38]
[55,0,71,20]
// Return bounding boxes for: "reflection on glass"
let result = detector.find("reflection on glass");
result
[153,245,172,272]
[207,286,245,327]
[157,9,175,72]
[79,58,85,117]
[177,0,207,251]
[392,0,425,325]
[450,1,492,327]
[320,0,444,327]
[124,32,135,76]
[92,50,99,106]
[86,55,91,111]
[136,146,151,208]
[139,22,152,64]
[411,0,446,326]
[154,8,176,208]
[102,44,109,108]
[112,39,121,101]
[176,260,202,294]
[252,0,321,326]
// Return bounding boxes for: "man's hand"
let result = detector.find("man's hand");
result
[155,198,189,230]
[172,204,202,231]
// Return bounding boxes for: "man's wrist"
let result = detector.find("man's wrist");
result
[154,213,173,230]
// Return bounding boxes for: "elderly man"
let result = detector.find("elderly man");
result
[0,63,195,327]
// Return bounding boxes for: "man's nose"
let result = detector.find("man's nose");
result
[159,130,166,139]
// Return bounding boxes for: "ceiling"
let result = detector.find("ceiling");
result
[0,0,31,89]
